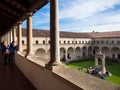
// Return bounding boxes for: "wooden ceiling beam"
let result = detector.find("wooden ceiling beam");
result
[5,0,27,11]
[0,10,18,21]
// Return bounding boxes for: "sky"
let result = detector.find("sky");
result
[22,0,120,32]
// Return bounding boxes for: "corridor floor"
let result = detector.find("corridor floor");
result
[0,53,36,90]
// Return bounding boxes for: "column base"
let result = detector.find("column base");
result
[45,61,62,71]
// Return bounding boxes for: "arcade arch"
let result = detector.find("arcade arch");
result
[75,47,81,58]
[93,46,99,55]
[67,47,74,59]
[60,47,66,59]
[35,48,46,60]
[102,47,109,57]
[88,46,92,57]
[82,46,87,57]
[111,47,120,59]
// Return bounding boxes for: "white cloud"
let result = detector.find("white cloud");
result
[22,0,120,32]
[59,0,120,20]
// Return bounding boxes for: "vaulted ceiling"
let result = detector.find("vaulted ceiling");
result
[0,0,48,36]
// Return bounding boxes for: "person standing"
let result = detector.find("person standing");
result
[2,41,10,65]
[9,41,18,64]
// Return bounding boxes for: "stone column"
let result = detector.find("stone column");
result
[7,33,9,44]
[109,48,112,58]
[10,30,13,42]
[86,47,88,58]
[65,49,67,60]
[25,12,33,57]
[18,22,22,52]
[95,56,98,67]
[47,0,60,66]
[102,57,106,74]
[13,27,16,42]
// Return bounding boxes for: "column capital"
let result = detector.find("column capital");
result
[17,21,22,24]
[26,12,33,16]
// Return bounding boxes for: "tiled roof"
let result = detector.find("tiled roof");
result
[22,28,91,38]
[22,28,120,38]
[86,31,120,38]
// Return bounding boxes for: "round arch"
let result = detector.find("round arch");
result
[82,46,87,57]
[102,47,109,57]
[111,47,120,59]
[35,48,46,60]
[93,46,99,55]
[75,47,81,57]
[88,46,92,57]
[67,47,74,59]
[60,47,66,59]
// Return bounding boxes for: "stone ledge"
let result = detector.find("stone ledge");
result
[53,65,120,90]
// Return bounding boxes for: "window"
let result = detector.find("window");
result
[101,41,104,44]
[82,41,84,44]
[79,41,81,44]
[85,41,87,44]
[97,41,99,43]
[106,41,108,44]
[93,41,95,44]
[72,41,74,44]
[43,41,45,44]
[64,41,66,44]
[68,41,70,44]
[88,41,90,44]
[111,41,114,44]
[36,40,38,44]
[22,40,24,45]
[76,41,77,44]
[49,41,50,44]
[118,41,120,44]
[59,41,61,44]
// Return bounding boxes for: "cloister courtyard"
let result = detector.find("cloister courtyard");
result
[67,59,120,86]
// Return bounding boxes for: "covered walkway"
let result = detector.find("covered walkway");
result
[0,52,36,90]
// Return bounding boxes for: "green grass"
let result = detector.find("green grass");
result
[67,59,120,86]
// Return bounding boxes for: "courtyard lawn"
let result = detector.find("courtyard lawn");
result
[67,60,120,86]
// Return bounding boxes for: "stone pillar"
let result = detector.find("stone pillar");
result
[10,30,13,42]
[102,57,106,74]
[13,27,16,42]
[25,12,33,57]
[95,56,98,66]
[109,48,112,58]
[80,48,82,58]
[7,33,9,44]
[45,50,48,60]
[18,22,22,52]
[86,47,88,57]
[65,49,67,60]
[47,0,60,65]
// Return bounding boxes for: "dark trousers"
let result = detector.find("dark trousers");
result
[4,54,9,65]
[9,52,15,64]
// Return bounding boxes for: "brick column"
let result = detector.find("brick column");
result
[18,22,22,52]
[25,12,33,57]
